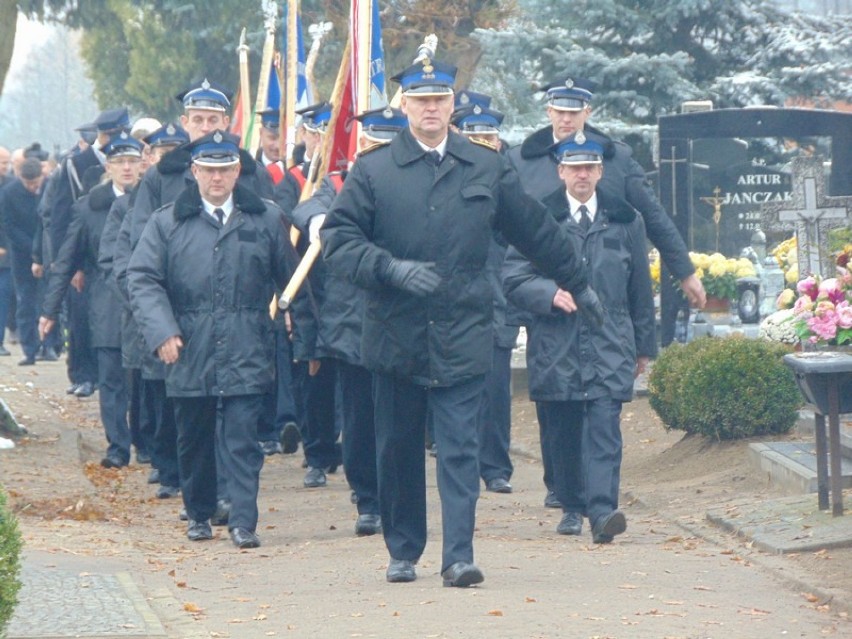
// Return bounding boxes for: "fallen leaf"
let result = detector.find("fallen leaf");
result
[487,610,504,616]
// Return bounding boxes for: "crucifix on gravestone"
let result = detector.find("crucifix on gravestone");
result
[699,186,726,253]
[761,156,852,278]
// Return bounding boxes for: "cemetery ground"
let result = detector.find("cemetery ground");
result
[1,350,852,638]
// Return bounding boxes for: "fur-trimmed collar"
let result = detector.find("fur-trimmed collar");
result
[519,124,617,161]
[541,186,636,225]
[173,182,267,221]
[390,128,482,167]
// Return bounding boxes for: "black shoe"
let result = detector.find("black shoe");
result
[18,356,35,366]
[187,520,213,541]
[74,381,95,398]
[280,421,300,454]
[441,561,484,588]
[386,558,417,583]
[156,485,180,499]
[0,345,10,356]
[37,347,58,362]
[355,513,382,536]
[147,468,160,484]
[136,450,151,464]
[557,511,583,536]
[179,508,188,521]
[544,490,562,509]
[259,440,283,455]
[229,527,261,549]
[591,510,627,544]
[66,383,80,395]
[211,499,230,526]
[303,467,327,488]
[100,454,127,469]
[485,477,513,494]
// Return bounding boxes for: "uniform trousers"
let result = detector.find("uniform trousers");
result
[10,257,41,360]
[145,378,179,488]
[173,394,264,531]
[477,344,514,483]
[373,372,484,573]
[0,269,11,345]
[301,357,340,469]
[339,360,378,515]
[66,287,97,384]
[96,348,130,463]
[127,368,153,457]
[537,397,623,527]
[257,328,299,443]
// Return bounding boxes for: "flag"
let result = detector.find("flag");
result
[351,0,387,114]
[295,13,312,108]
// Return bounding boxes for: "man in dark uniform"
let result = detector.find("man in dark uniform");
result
[504,134,656,543]
[40,132,145,469]
[291,106,408,535]
[451,101,516,496]
[256,108,286,185]
[128,130,295,549]
[507,75,704,517]
[322,57,602,587]
[47,108,131,398]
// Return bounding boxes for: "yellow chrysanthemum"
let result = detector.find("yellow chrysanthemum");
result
[785,263,799,284]
[708,261,728,278]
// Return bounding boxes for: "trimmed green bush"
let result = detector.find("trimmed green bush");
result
[648,336,802,440]
[0,487,22,636]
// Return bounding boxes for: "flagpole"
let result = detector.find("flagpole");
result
[237,28,252,144]
[250,2,278,157]
[284,0,299,167]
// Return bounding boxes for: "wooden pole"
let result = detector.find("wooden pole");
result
[278,241,322,310]
[284,0,299,166]
[237,28,252,144]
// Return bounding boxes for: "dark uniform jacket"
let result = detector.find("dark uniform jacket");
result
[0,180,40,270]
[290,172,364,364]
[503,187,657,403]
[321,128,588,387]
[508,124,694,281]
[42,182,122,349]
[127,183,294,398]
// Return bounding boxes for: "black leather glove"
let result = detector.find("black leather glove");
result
[383,258,441,296]
[574,286,605,327]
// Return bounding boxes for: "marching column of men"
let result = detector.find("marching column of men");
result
[0,48,711,584]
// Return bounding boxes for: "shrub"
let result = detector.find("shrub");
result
[0,488,22,636]
[648,336,802,440]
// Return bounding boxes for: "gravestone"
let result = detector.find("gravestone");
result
[761,156,852,278]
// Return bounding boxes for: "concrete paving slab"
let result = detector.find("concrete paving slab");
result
[706,492,852,554]
[749,441,852,494]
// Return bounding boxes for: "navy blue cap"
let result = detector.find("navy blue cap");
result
[176,79,232,112]
[354,106,407,141]
[23,142,49,161]
[188,129,241,166]
[454,90,491,111]
[540,75,596,111]
[296,102,332,133]
[75,121,98,145]
[94,107,131,132]
[143,122,190,148]
[552,131,603,165]
[391,58,456,96]
[257,108,280,130]
[103,131,144,159]
[452,104,504,135]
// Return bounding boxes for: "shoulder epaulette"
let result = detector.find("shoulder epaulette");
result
[469,137,499,152]
[358,141,389,156]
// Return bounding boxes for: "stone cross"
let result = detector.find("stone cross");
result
[761,156,852,277]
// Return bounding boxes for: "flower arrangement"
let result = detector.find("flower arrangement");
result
[771,236,799,286]
[649,249,661,294]
[778,244,852,346]
[689,252,757,300]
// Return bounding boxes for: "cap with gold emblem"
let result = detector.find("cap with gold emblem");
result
[391,58,457,96]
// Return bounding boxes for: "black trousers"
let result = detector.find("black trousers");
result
[537,397,624,527]
[96,347,130,463]
[66,287,97,384]
[339,360,378,515]
[145,378,179,488]
[172,394,264,531]
[477,345,514,483]
[373,373,483,573]
[301,357,340,469]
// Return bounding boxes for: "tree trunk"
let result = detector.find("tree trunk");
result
[0,0,17,97]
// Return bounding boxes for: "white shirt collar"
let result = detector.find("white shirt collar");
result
[112,183,125,198]
[415,136,448,159]
[566,191,598,225]
[202,195,235,225]
[261,152,281,167]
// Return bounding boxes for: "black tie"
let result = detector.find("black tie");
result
[214,207,225,226]
[578,205,591,232]
[426,150,442,166]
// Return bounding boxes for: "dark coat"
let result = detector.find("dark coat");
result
[42,182,122,348]
[0,180,40,272]
[129,145,275,247]
[290,173,365,364]
[503,187,657,403]
[47,147,103,265]
[127,183,294,397]
[321,128,588,387]
[507,124,694,281]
